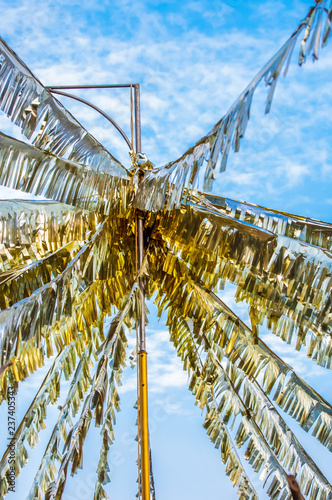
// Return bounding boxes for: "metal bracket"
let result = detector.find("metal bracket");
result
[46,84,140,150]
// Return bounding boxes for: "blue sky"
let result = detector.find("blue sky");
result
[0,0,332,499]
[1,0,332,220]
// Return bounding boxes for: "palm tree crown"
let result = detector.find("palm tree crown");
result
[0,1,332,498]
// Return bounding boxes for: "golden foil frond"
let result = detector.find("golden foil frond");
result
[93,327,127,498]
[0,38,127,178]
[151,243,332,452]
[0,216,137,397]
[0,199,100,272]
[162,301,259,498]
[204,408,258,500]
[202,194,332,251]
[0,221,106,366]
[154,287,258,498]
[0,133,132,216]
[0,343,82,496]
[0,241,82,309]
[26,346,96,500]
[155,200,332,368]
[27,289,134,500]
[134,2,332,211]
[1,5,332,498]
[152,248,332,498]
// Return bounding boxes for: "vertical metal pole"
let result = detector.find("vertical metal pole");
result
[134,85,141,154]
[137,217,146,351]
[135,84,150,500]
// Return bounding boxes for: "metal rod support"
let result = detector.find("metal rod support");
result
[46,88,132,149]
[138,351,150,500]
[46,84,139,89]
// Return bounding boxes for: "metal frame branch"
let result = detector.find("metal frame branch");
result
[46,84,140,150]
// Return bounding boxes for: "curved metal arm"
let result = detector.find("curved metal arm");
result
[46,88,132,149]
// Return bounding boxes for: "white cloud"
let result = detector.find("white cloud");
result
[2,0,331,198]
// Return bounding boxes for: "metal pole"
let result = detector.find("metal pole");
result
[47,80,150,496]
[135,84,151,500]
[134,84,141,153]
[46,84,138,89]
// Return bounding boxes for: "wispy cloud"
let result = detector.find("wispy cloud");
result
[2,0,331,205]
[1,2,332,496]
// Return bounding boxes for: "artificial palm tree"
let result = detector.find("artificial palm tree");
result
[0,1,332,498]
